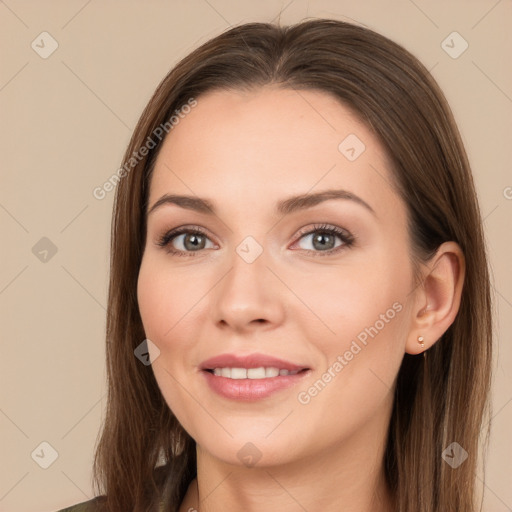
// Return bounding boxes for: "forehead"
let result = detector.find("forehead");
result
[149,86,401,221]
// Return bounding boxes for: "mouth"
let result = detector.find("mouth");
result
[199,353,311,400]
[204,367,308,379]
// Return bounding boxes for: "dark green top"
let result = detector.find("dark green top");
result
[56,495,106,512]
[55,464,175,512]
[55,493,174,512]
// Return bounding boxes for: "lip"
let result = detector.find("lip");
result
[199,352,311,401]
[199,352,308,372]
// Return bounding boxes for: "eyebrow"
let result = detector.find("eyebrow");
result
[147,189,376,217]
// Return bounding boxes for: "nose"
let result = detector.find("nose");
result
[210,244,286,334]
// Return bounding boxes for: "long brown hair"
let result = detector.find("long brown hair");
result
[92,18,493,512]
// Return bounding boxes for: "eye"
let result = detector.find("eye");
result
[156,225,215,256]
[156,223,355,257]
[292,223,355,257]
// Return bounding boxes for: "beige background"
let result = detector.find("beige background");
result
[0,1,511,511]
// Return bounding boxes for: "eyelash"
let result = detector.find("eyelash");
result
[156,223,355,258]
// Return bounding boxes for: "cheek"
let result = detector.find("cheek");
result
[137,259,201,427]
[300,255,409,347]
[137,257,202,343]
[136,258,194,391]
[137,263,168,340]
[292,251,412,411]
[291,271,408,438]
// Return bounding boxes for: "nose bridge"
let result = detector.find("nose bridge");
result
[211,235,284,328]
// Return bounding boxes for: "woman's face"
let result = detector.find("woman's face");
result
[137,86,417,467]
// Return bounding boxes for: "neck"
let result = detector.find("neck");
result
[179,402,395,512]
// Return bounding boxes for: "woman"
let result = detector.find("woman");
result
[58,18,492,512]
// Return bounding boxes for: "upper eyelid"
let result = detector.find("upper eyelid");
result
[157,223,352,248]
[296,223,351,237]
[159,223,348,237]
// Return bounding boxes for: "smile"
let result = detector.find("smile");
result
[201,369,311,401]
[199,352,311,400]
[209,367,302,379]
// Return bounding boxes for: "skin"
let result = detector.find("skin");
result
[137,86,465,512]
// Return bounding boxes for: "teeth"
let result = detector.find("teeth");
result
[231,368,247,379]
[247,367,266,379]
[265,367,280,378]
[210,366,301,379]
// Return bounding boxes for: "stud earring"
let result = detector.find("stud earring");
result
[418,336,425,348]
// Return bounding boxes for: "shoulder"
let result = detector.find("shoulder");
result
[55,495,106,512]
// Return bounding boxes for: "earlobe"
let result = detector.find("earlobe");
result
[405,241,465,355]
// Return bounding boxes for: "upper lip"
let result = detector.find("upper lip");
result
[200,353,310,372]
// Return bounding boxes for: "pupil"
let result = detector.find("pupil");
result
[185,234,203,250]
[314,233,333,250]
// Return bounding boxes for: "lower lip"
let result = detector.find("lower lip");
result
[201,370,310,401]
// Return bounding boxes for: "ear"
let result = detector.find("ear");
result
[405,241,465,355]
